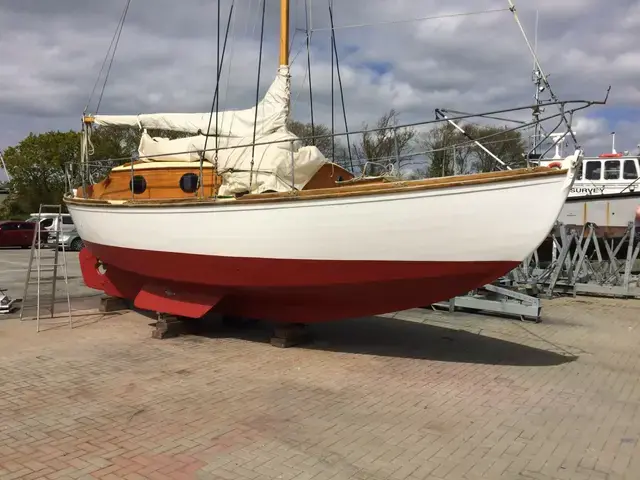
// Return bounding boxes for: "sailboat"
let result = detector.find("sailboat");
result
[64,0,582,323]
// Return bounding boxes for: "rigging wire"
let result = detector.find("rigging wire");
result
[249,0,267,190]
[95,0,131,114]
[218,1,240,135]
[84,99,601,166]
[84,0,131,113]
[221,0,256,143]
[199,1,234,197]
[330,0,335,161]
[311,8,510,32]
[304,0,315,143]
[215,0,221,191]
[328,2,353,169]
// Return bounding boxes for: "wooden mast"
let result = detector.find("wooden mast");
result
[279,0,290,66]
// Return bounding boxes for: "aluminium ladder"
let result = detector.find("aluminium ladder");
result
[19,204,72,332]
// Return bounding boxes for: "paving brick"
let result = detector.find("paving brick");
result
[2,297,640,479]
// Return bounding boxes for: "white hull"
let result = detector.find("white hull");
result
[67,171,574,263]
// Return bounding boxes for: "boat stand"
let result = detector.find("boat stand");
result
[431,219,640,323]
[431,283,542,322]
[507,221,640,299]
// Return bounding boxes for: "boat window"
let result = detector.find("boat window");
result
[62,216,74,225]
[604,160,621,180]
[584,161,602,180]
[623,160,638,180]
[179,173,200,193]
[129,175,147,195]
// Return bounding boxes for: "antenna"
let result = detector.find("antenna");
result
[531,9,543,158]
[509,0,582,157]
[533,10,538,70]
[611,131,616,154]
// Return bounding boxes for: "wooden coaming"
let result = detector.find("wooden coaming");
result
[301,163,355,190]
[76,164,222,200]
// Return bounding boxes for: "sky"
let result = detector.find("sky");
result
[1,0,640,182]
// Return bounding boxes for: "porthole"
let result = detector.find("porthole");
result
[180,173,200,193]
[129,175,147,195]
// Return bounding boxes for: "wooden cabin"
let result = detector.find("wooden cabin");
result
[75,161,362,201]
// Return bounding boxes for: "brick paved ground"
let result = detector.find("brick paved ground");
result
[1,297,640,480]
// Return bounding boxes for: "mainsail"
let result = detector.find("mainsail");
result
[91,66,327,195]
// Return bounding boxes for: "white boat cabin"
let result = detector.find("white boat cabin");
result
[535,132,640,199]
[569,154,640,198]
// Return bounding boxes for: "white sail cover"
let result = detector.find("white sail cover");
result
[93,66,328,195]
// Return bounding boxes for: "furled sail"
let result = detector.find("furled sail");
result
[137,129,326,196]
[92,65,328,195]
[94,66,291,137]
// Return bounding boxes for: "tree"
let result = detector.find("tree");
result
[353,109,416,176]
[287,120,333,158]
[288,112,418,176]
[469,124,528,172]
[287,119,355,171]
[421,122,527,178]
[0,131,80,218]
[0,126,172,218]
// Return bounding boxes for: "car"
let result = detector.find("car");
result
[55,229,85,252]
[26,213,75,239]
[0,220,47,248]
[0,287,17,314]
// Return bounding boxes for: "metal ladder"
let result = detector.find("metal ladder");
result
[19,204,72,332]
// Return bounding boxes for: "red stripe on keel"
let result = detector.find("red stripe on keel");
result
[135,284,223,318]
[79,243,519,323]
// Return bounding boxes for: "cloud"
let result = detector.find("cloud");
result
[1,0,639,175]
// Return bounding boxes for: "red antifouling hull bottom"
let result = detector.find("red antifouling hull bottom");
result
[80,243,519,323]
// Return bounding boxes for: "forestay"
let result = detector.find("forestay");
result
[92,66,327,196]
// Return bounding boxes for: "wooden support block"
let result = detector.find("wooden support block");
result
[270,323,311,348]
[151,313,183,339]
[98,295,129,313]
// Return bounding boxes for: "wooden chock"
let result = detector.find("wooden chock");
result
[270,323,311,348]
[99,295,129,313]
[152,313,183,339]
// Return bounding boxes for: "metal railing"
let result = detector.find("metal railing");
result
[65,97,605,202]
